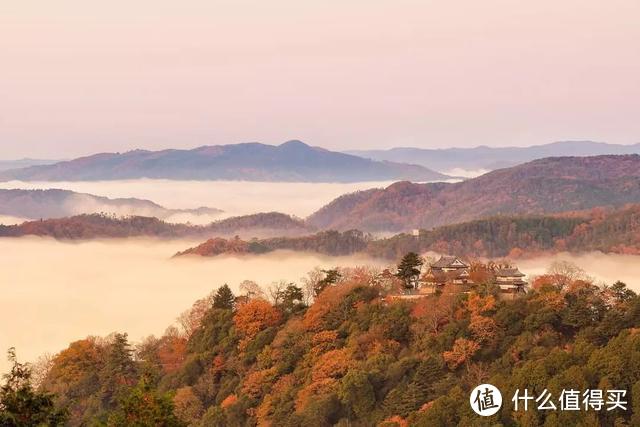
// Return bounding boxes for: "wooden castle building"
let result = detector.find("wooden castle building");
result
[394,255,528,299]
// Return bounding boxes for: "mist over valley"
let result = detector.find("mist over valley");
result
[0,179,394,220]
[0,237,387,374]
[2,235,638,376]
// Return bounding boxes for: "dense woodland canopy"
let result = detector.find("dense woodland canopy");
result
[0,212,310,240]
[3,259,640,426]
[175,230,371,258]
[307,155,640,232]
[367,204,640,259]
[2,203,639,262]
[176,205,640,260]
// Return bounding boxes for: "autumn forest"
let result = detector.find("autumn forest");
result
[3,254,640,426]
[4,1,640,424]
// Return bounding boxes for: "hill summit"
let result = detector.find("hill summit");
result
[0,140,450,183]
[308,155,640,232]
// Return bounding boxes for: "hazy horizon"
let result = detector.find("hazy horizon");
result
[3,139,640,162]
[2,1,639,159]
[0,179,395,219]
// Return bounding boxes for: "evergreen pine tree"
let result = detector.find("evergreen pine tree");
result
[99,333,137,409]
[406,356,443,409]
[382,385,415,417]
[213,284,236,310]
[279,284,306,314]
[396,252,424,287]
[314,269,341,296]
[0,348,68,426]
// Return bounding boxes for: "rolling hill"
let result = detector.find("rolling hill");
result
[176,205,640,260]
[347,140,640,172]
[0,158,60,172]
[0,188,222,221]
[0,212,312,240]
[0,140,450,183]
[175,229,370,258]
[307,155,640,232]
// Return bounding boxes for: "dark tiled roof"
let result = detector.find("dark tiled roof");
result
[431,256,469,269]
[495,268,525,277]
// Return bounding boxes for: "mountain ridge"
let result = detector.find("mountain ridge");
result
[307,155,640,232]
[0,140,450,183]
[346,140,640,172]
[175,204,640,260]
[0,188,223,222]
[0,212,313,240]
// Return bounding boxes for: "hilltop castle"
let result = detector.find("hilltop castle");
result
[396,255,527,300]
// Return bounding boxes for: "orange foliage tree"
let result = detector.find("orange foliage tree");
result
[157,336,188,374]
[443,338,480,371]
[464,292,499,344]
[42,338,102,402]
[234,299,282,350]
[295,348,353,412]
[466,293,496,316]
[469,315,498,343]
[173,386,203,424]
[242,368,278,399]
[411,285,458,334]
[311,349,352,382]
[302,282,360,331]
[220,394,238,409]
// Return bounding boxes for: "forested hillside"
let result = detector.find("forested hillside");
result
[176,205,640,260]
[308,155,640,232]
[0,212,312,240]
[176,230,371,258]
[4,262,640,426]
[367,205,640,259]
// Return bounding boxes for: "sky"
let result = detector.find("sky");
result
[1,0,639,159]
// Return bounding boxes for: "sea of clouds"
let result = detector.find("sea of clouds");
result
[1,235,639,374]
[0,179,395,220]
[1,179,640,375]
[0,237,388,374]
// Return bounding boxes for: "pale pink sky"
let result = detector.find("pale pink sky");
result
[1,0,639,159]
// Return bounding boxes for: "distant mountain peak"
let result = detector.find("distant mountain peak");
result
[279,140,309,148]
[277,140,320,153]
[0,140,450,183]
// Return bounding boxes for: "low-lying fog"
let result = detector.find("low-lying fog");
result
[443,168,492,178]
[0,214,30,226]
[1,236,639,374]
[0,180,395,219]
[0,237,387,373]
[517,252,640,289]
